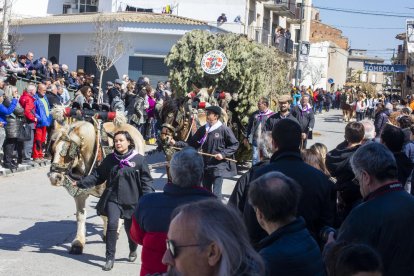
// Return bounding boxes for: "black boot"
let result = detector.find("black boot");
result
[128,251,137,262]
[102,258,114,271]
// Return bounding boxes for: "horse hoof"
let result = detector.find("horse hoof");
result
[69,245,84,255]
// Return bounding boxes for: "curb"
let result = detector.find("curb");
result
[0,160,51,176]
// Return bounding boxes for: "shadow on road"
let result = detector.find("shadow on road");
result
[0,220,107,267]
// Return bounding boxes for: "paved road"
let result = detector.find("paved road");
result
[0,109,345,275]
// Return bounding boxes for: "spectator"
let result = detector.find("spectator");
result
[244,119,334,247]
[35,57,48,81]
[33,83,52,162]
[309,142,328,164]
[46,84,62,109]
[129,88,146,134]
[73,86,93,110]
[130,147,215,276]
[229,131,273,213]
[374,103,389,138]
[217,13,227,23]
[162,200,264,275]
[56,79,71,105]
[144,85,157,144]
[68,71,79,90]
[234,15,242,23]
[244,97,274,165]
[19,84,37,162]
[355,94,367,122]
[6,52,27,76]
[17,55,28,78]
[380,124,413,188]
[325,243,383,276]
[291,94,315,148]
[326,122,364,224]
[332,143,414,275]
[0,89,18,168]
[249,171,326,275]
[360,119,376,144]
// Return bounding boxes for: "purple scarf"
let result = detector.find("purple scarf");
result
[113,150,138,169]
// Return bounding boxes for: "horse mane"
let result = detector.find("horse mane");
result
[113,112,127,127]
[160,98,186,123]
[51,105,68,122]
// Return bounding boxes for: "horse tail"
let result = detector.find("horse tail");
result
[113,112,128,127]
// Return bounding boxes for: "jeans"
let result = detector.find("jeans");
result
[202,173,224,199]
[105,201,137,260]
[356,111,365,122]
[252,144,259,165]
[3,137,24,165]
[0,128,5,153]
[23,124,35,159]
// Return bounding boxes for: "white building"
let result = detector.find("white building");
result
[301,41,348,91]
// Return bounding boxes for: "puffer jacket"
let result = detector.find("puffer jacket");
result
[19,91,36,122]
[34,93,52,127]
[3,98,24,138]
[0,98,17,125]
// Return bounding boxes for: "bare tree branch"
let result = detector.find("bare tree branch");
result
[90,15,129,104]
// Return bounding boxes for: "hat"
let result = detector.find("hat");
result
[106,81,114,87]
[277,94,292,103]
[205,105,222,116]
[115,79,123,85]
[0,89,4,96]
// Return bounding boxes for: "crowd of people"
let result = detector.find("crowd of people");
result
[0,51,175,169]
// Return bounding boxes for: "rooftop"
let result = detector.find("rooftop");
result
[11,12,208,26]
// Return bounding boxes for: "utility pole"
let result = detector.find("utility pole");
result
[1,0,11,54]
[295,0,305,87]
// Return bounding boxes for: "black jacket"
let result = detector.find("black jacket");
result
[374,110,389,137]
[229,160,269,213]
[3,98,24,139]
[393,151,413,186]
[77,150,154,218]
[291,105,315,133]
[259,217,325,276]
[46,92,62,109]
[264,112,299,132]
[336,183,414,275]
[326,141,362,223]
[244,150,335,246]
[176,123,239,177]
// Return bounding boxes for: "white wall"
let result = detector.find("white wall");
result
[302,41,329,90]
[16,33,49,60]
[327,46,348,90]
[8,0,64,18]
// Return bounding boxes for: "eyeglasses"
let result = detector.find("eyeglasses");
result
[166,239,202,258]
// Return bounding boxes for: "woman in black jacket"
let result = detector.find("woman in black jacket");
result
[75,130,154,271]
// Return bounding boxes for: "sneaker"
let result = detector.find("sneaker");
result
[128,251,137,262]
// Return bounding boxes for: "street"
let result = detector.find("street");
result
[0,109,345,276]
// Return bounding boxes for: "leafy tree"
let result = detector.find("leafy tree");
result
[165,30,290,118]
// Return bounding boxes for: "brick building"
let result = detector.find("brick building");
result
[310,20,348,50]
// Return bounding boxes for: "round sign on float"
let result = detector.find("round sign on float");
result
[328,78,334,84]
[201,50,228,75]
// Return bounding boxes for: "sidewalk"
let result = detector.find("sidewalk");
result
[0,159,51,176]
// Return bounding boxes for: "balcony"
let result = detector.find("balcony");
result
[247,26,294,54]
[262,0,296,17]
[208,22,245,34]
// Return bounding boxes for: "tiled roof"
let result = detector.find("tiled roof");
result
[12,12,208,26]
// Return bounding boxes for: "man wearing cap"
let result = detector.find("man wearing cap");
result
[265,94,299,133]
[244,97,274,165]
[170,105,239,199]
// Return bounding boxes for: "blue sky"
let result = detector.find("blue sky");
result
[312,0,414,63]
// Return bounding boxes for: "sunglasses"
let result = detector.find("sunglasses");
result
[166,239,202,258]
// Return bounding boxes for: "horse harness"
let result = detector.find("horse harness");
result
[50,129,83,175]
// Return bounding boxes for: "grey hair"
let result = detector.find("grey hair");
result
[350,143,398,181]
[61,64,68,70]
[361,120,376,140]
[173,200,265,275]
[169,147,204,187]
[385,103,393,111]
[257,131,274,160]
[27,84,36,93]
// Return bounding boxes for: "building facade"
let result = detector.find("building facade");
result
[396,32,414,97]
[347,49,385,92]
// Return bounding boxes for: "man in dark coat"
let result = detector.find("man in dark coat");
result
[330,143,414,276]
[244,119,334,247]
[264,94,298,132]
[291,94,315,148]
[326,122,364,225]
[249,172,325,276]
[130,147,215,276]
[171,105,239,199]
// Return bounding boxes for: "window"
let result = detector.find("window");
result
[295,29,300,43]
[63,4,71,14]
[79,0,98,13]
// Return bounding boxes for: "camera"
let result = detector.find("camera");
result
[320,226,337,243]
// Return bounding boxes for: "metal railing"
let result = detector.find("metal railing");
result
[247,26,294,54]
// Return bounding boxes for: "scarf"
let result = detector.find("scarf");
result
[113,149,138,169]
[256,109,273,121]
[297,102,312,113]
[198,121,223,146]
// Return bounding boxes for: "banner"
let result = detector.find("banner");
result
[364,63,406,73]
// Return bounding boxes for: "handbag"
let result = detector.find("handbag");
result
[17,122,32,142]
[95,186,113,217]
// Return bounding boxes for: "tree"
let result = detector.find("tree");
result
[90,14,129,103]
[302,62,324,88]
[165,30,290,120]
[8,20,23,53]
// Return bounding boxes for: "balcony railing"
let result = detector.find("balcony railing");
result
[247,26,293,54]
[262,0,296,16]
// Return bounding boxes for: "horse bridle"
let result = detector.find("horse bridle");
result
[161,104,193,142]
[50,131,82,175]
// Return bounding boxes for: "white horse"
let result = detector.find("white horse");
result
[48,106,145,254]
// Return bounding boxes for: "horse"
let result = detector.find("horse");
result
[340,92,355,122]
[48,106,145,254]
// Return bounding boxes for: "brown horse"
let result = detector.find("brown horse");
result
[48,107,145,254]
[340,92,355,122]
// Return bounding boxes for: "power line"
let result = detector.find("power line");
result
[312,5,414,18]
[333,25,405,30]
